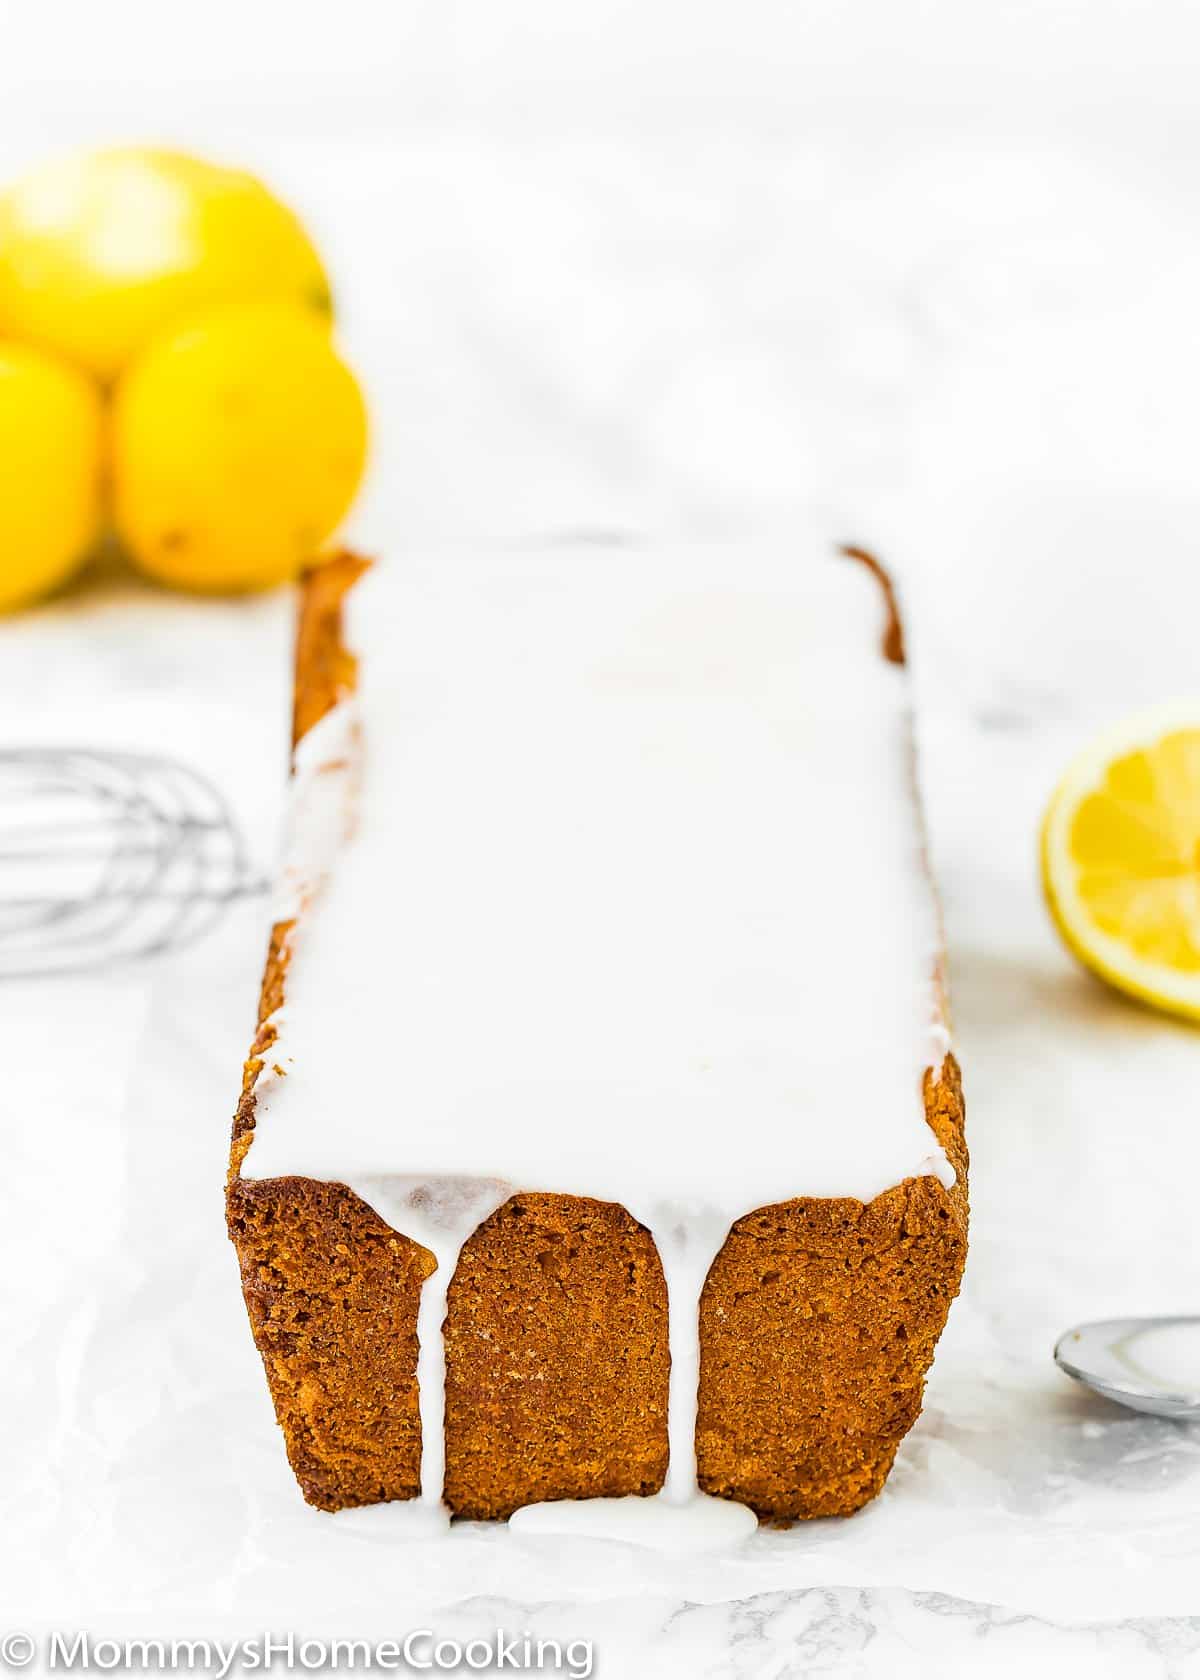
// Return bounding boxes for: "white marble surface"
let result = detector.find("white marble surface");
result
[6,8,1200,1672]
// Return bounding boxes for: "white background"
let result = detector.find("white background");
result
[4,4,1200,1675]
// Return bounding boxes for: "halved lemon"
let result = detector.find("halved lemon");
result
[1042,706,1200,1020]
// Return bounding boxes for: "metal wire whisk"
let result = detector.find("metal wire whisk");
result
[0,747,268,978]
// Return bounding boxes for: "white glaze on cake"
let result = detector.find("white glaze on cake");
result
[245,542,953,1540]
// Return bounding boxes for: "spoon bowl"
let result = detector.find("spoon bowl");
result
[1055,1315,1200,1420]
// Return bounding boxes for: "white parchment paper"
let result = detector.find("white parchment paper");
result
[2,108,1200,1666]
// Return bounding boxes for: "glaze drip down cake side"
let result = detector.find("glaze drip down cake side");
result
[226,543,968,1528]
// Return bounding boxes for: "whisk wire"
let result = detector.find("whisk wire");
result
[0,747,269,976]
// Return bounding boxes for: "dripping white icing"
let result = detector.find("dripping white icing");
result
[245,543,954,1530]
[510,1212,759,1550]
[508,1490,757,1549]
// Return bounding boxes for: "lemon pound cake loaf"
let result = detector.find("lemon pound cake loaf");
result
[227,543,967,1530]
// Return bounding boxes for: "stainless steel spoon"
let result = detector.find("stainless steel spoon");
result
[1055,1316,1200,1420]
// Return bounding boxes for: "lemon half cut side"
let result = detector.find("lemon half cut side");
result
[1042,704,1200,1021]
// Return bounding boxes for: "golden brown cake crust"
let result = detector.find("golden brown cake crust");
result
[226,552,967,1519]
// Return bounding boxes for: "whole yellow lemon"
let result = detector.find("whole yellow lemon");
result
[112,305,368,593]
[0,147,331,383]
[0,342,103,611]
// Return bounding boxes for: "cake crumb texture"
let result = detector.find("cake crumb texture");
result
[228,1175,430,1510]
[698,1060,967,1518]
[445,1194,669,1519]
